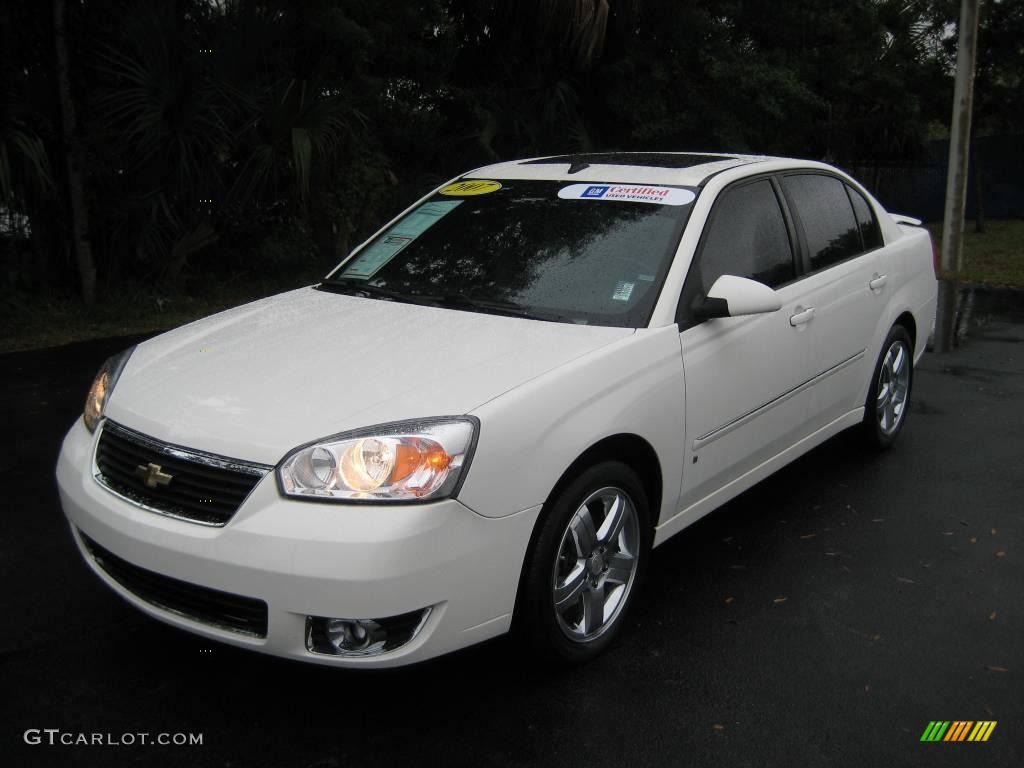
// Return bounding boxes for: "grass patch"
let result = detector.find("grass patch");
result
[1,273,318,353]
[928,219,1024,288]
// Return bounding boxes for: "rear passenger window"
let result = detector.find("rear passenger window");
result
[781,174,862,271]
[846,185,883,251]
[697,179,795,292]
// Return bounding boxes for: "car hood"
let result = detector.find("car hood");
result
[105,287,633,464]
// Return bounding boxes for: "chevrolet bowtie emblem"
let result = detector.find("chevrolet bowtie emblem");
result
[135,462,173,489]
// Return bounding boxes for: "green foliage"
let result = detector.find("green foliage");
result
[0,0,1015,316]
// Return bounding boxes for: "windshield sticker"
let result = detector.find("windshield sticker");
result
[612,281,635,301]
[558,184,696,206]
[341,200,463,279]
[439,179,502,196]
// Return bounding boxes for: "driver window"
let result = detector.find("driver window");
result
[700,180,795,292]
[677,179,795,330]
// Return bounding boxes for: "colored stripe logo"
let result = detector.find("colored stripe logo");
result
[920,721,997,742]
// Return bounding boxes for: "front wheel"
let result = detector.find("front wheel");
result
[516,461,651,664]
[861,325,914,449]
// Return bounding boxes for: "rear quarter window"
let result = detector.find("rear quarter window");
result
[846,185,884,251]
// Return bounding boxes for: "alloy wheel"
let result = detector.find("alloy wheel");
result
[876,340,911,436]
[552,486,640,642]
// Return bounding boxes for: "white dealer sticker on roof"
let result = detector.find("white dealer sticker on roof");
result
[558,184,696,206]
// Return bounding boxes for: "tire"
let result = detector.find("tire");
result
[861,324,914,449]
[516,461,652,664]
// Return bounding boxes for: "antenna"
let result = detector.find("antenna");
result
[567,156,590,174]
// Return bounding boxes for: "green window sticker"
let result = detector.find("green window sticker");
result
[341,200,463,279]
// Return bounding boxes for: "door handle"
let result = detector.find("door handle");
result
[789,307,815,326]
[869,273,888,291]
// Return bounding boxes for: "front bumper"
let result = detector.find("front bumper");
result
[56,419,541,667]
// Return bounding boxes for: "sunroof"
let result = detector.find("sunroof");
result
[521,152,743,169]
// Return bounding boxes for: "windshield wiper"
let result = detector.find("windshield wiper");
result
[419,292,563,322]
[319,280,562,322]
[318,279,411,302]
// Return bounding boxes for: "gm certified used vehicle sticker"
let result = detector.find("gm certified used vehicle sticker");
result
[439,180,503,196]
[558,183,696,206]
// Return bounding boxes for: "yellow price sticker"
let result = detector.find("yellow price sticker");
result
[439,180,502,196]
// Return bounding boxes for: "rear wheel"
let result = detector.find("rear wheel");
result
[517,461,651,664]
[862,325,914,449]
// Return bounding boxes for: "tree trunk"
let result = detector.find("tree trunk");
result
[53,0,97,305]
[972,139,984,233]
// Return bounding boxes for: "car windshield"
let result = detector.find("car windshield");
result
[322,179,696,327]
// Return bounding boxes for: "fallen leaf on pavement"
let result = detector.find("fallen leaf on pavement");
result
[773,596,788,604]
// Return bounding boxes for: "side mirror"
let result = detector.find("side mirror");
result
[693,275,782,319]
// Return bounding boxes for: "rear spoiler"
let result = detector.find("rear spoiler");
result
[890,213,922,226]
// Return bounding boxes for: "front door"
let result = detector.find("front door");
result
[676,177,812,510]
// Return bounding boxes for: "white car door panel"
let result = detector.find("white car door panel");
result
[675,177,815,511]
[798,253,884,430]
[679,282,810,507]
[778,174,890,430]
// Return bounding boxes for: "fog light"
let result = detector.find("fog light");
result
[326,618,382,653]
[306,607,432,657]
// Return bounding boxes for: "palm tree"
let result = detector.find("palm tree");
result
[54,0,97,304]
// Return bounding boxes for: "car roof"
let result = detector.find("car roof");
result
[465,151,786,187]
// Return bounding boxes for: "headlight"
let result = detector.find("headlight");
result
[83,347,135,432]
[278,418,478,502]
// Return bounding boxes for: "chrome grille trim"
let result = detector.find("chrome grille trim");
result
[93,421,272,527]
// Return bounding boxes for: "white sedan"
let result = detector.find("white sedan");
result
[56,152,938,666]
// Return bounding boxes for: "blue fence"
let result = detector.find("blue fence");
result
[844,135,1024,223]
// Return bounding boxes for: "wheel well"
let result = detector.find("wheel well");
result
[542,434,664,528]
[894,311,917,352]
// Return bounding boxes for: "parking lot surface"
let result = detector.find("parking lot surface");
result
[2,296,1021,767]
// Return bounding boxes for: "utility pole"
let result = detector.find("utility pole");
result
[934,0,981,352]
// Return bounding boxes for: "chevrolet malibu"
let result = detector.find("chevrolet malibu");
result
[57,152,938,667]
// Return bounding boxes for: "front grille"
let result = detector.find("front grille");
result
[95,421,269,526]
[81,532,268,638]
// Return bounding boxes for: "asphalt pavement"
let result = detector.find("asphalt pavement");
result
[2,295,1021,768]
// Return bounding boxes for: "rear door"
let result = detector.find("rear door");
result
[777,174,888,431]
[676,177,810,509]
